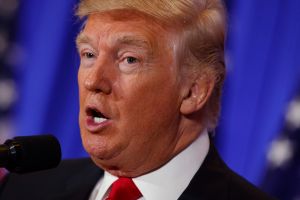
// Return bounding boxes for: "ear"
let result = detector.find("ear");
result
[180,74,215,115]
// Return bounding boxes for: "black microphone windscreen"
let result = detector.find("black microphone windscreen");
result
[3,134,61,174]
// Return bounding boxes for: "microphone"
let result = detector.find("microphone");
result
[0,135,61,174]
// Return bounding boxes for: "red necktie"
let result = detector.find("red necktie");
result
[107,178,142,200]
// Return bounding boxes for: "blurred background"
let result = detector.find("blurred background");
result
[0,0,299,199]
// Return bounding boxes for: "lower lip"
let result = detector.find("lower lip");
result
[85,116,112,133]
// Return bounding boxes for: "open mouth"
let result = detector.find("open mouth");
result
[86,107,109,124]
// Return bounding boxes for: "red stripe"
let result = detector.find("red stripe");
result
[0,168,7,182]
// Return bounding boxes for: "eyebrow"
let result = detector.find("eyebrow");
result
[76,32,93,48]
[75,32,154,59]
[115,35,152,50]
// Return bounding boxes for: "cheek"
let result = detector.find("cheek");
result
[78,69,90,109]
[78,70,89,134]
[116,73,180,135]
[77,69,85,101]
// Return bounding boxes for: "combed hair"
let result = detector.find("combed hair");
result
[76,0,226,130]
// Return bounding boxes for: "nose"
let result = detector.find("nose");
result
[82,59,112,94]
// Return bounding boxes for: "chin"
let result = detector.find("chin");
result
[90,155,126,176]
[89,150,143,178]
[83,139,122,166]
[82,136,110,158]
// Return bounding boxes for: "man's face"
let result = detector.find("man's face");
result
[77,11,187,177]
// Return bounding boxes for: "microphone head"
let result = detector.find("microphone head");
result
[4,135,61,174]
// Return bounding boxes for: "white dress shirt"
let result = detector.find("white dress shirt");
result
[89,130,210,200]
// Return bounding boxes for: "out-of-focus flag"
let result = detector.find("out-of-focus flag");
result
[0,169,7,184]
[262,89,300,200]
[0,0,19,141]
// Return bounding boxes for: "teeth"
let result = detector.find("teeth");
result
[94,117,107,124]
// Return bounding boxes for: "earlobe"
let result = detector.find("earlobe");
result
[180,76,214,115]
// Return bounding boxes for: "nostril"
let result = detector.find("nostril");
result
[95,89,102,93]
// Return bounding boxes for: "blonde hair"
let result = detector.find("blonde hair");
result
[76,0,226,130]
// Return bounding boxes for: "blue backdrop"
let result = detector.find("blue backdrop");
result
[216,0,300,184]
[13,0,85,157]
[10,0,300,198]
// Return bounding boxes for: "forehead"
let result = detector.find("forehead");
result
[77,10,177,50]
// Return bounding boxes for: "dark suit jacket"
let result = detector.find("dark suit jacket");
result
[0,144,275,200]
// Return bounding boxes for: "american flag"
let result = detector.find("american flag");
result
[262,88,300,200]
[0,1,18,139]
[0,0,19,184]
[0,169,7,186]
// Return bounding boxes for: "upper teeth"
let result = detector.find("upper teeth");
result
[94,117,107,123]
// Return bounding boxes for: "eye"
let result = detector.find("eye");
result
[118,55,141,73]
[126,56,138,64]
[82,52,95,59]
[79,49,96,67]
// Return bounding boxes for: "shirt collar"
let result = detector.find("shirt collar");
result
[92,129,209,200]
[133,129,209,200]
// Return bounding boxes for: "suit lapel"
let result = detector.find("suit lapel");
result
[179,142,230,200]
[43,143,230,200]
[47,160,104,200]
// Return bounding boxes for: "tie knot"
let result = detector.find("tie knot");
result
[107,178,142,200]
